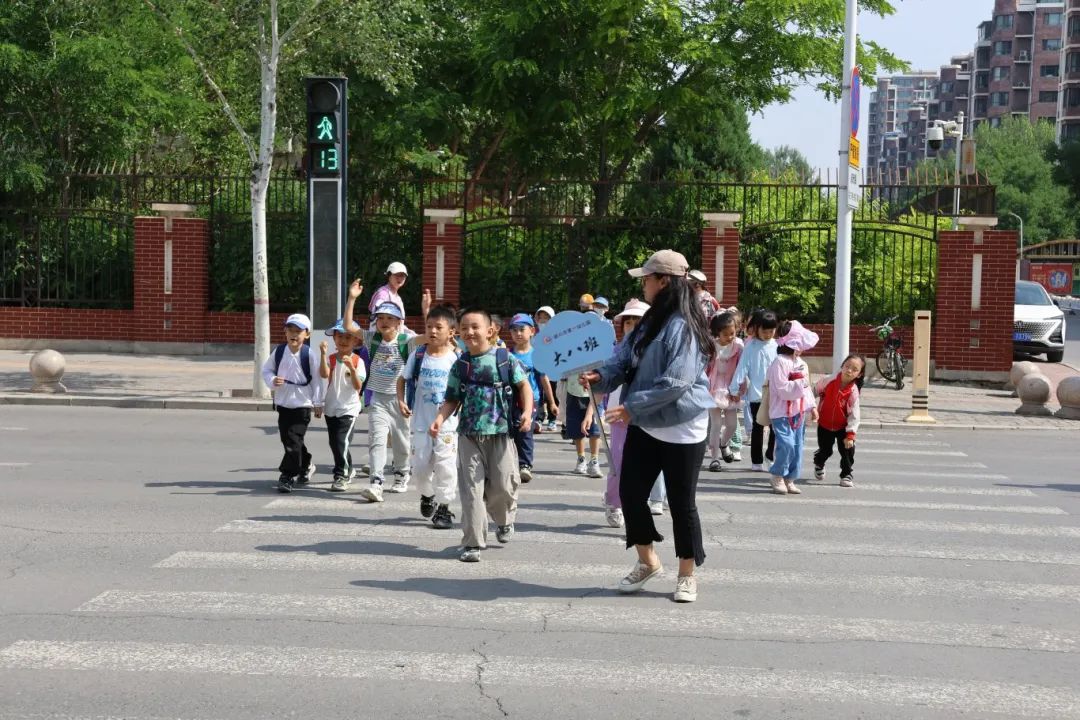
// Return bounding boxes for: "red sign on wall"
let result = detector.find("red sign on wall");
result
[1029,263,1074,294]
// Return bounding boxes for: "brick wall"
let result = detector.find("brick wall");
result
[700,225,740,307]
[421,220,463,308]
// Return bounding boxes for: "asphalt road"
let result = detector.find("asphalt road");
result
[1,407,1079,719]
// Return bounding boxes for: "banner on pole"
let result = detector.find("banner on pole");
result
[534,311,617,379]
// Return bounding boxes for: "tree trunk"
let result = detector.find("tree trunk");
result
[250,46,279,399]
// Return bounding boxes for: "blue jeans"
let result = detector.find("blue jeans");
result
[769,412,808,481]
[511,406,538,468]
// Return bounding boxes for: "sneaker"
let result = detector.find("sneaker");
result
[360,483,384,503]
[459,546,481,562]
[617,561,663,594]
[387,476,409,493]
[784,479,802,495]
[432,504,454,529]
[839,476,854,488]
[276,473,295,494]
[732,450,742,462]
[496,524,515,543]
[420,494,435,518]
[330,475,350,492]
[674,575,698,603]
[648,500,664,515]
[814,466,826,482]
[361,464,370,476]
[586,458,603,478]
[605,506,625,528]
[770,476,787,495]
[708,459,722,472]
[573,456,587,474]
[546,420,557,432]
[520,465,533,484]
[721,447,735,464]
[296,462,316,485]
[751,463,764,472]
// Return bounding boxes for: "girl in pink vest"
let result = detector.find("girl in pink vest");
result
[706,312,743,471]
[766,320,819,495]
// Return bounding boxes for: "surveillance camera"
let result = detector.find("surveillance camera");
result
[927,125,944,151]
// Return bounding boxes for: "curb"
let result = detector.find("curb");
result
[0,394,273,411]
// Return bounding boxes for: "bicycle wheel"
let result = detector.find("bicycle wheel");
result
[892,352,905,391]
[876,349,897,382]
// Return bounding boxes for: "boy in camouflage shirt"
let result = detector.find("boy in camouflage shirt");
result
[430,308,533,563]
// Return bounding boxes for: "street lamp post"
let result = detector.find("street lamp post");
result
[1007,211,1024,257]
[951,112,964,231]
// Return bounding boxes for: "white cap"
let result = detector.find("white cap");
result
[614,299,650,320]
[688,269,707,283]
[284,313,312,331]
[385,261,408,276]
[536,305,556,318]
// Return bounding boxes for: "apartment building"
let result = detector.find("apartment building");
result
[866,72,938,176]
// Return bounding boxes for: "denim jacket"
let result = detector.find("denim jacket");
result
[592,314,713,428]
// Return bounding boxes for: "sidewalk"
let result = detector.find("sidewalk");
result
[1,349,1078,429]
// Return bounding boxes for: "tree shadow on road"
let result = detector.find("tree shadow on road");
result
[144,478,282,496]
[997,482,1080,493]
[255,539,459,560]
[350,576,628,601]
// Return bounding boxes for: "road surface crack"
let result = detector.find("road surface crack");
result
[472,633,510,717]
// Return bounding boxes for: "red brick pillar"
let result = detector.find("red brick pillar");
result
[701,213,741,307]
[422,209,464,309]
[932,221,1015,381]
[134,206,209,343]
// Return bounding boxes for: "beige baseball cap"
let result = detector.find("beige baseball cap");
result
[627,249,690,278]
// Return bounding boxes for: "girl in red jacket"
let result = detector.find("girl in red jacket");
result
[812,355,865,488]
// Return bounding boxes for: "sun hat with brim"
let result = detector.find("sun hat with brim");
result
[536,305,556,318]
[509,312,536,328]
[688,269,708,283]
[372,302,404,320]
[777,320,820,352]
[614,299,650,320]
[325,318,361,337]
[284,313,312,331]
[627,249,690,278]
[593,296,610,308]
[385,261,408,276]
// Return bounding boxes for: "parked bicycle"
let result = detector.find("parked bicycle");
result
[872,315,906,391]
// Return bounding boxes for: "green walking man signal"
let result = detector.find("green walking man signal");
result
[316,116,334,141]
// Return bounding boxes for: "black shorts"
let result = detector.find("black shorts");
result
[563,395,601,439]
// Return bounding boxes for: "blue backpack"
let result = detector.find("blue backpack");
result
[453,347,523,426]
[272,343,312,385]
[405,344,463,411]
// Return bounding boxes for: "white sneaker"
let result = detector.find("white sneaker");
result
[784,479,802,495]
[813,466,825,482]
[617,561,663,594]
[770,476,787,495]
[731,450,742,462]
[604,506,624,528]
[839,476,854,488]
[674,575,698,603]
[751,463,764,472]
[387,477,409,493]
[648,501,664,515]
[573,456,587,474]
[360,483,384,503]
[586,458,602,478]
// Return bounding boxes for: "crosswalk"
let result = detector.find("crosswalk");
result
[2,429,1079,718]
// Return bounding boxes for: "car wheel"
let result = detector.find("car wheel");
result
[1047,350,1064,363]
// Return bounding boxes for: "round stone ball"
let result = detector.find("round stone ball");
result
[1017,372,1051,404]
[1057,375,1080,410]
[1009,361,1040,388]
[29,349,66,384]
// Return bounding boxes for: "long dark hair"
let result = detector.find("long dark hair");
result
[632,275,715,361]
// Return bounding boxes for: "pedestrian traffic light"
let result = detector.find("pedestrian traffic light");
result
[305,77,346,176]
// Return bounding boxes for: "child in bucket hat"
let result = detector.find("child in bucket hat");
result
[764,320,819,495]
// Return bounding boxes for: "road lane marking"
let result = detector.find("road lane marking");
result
[1,641,1076,717]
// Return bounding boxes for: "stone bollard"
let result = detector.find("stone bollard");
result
[1055,376,1080,420]
[1007,361,1039,395]
[29,349,67,394]
[1015,372,1052,416]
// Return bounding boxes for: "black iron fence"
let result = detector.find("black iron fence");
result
[1,168,994,319]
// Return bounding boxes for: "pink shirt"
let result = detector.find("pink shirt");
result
[766,354,816,420]
[707,337,743,408]
[368,285,404,316]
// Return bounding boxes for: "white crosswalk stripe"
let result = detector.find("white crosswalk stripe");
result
[1,640,1077,717]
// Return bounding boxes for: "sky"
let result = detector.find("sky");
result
[750,0,992,173]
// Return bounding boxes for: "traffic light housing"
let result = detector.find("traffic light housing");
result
[305,77,346,176]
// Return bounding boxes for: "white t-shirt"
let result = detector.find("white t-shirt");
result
[324,354,365,417]
[402,347,459,434]
[641,412,709,445]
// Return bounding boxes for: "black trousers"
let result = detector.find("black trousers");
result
[325,414,357,478]
[748,402,776,465]
[814,426,855,478]
[277,407,312,477]
[619,425,707,566]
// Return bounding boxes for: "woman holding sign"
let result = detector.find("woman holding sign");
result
[581,249,714,603]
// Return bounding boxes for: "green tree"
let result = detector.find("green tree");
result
[762,146,816,182]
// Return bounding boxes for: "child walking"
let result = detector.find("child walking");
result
[319,320,366,492]
[602,299,649,527]
[431,308,533,563]
[343,281,418,501]
[261,314,324,493]
[729,309,779,471]
[508,313,557,483]
[813,354,865,488]
[706,312,743,472]
[564,372,603,477]
[398,305,460,528]
[766,320,819,495]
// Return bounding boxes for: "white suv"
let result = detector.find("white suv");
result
[1014,280,1067,363]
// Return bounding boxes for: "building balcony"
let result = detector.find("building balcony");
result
[1015,52,1032,63]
